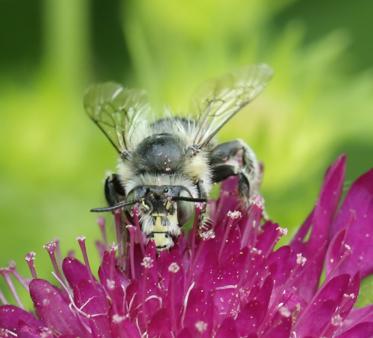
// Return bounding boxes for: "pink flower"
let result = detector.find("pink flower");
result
[1,155,373,337]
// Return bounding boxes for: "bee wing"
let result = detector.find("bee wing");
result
[191,64,273,148]
[83,82,151,154]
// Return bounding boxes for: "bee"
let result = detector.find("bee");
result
[84,64,273,250]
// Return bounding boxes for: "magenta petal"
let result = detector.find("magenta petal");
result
[111,318,141,338]
[0,305,42,333]
[336,322,373,338]
[331,169,373,278]
[62,257,112,338]
[256,221,281,257]
[321,273,360,337]
[294,274,350,337]
[18,325,53,338]
[309,155,346,247]
[217,220,242,264]
[267,246,293,287]
[176,328,193,338]
[18,331,52,338]
[18,332,42,338]
[261,317,291,338]
[240,203,263,249]
[289,156,346,302]
[183,288,214,337]
[29,279,87,337]
[18,332,47,338]
[98,250,130,317]
[291,156,346,250]
[290,210,313,252]
[338,274,360,317]
[337,305,373,335]
[325,229,349,277]
[236,277,273,336]
[216,317,239,338]
[289,241,327,302]
[147,308,172,337]
[62,257,91,284]
[18,333,40,338]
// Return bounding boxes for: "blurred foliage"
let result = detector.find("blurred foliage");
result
[0,0,372,307]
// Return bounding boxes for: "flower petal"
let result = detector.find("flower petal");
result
[176,328,193,338]
[216,317,239,338]
[18,325,53,338]
[111,318,141,338]
[182,287,214,337]
[336,322,373,338]
[330,168,373,278]
[261,317,292,338]
[290,155,346,302]
[98,249,130,317]
[294,274,350,337]
[320,273,360,337]
[309,155,346,247]
[236,277,273,336]
[0,305,42,333]
[256,222,282,257]
[62,257,111,338]
[147,308,172,337]
[29,279,88,337]
[337,305,373,335]
[267,246,293,287]
[325,229,349,277]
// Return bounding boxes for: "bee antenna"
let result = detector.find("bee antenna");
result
[120,150,131,160]
[185,145,201,157]
[172,196,207,203]
[90,199,140,213]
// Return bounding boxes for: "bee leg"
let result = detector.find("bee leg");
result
[104,174,129,256]
[104,173,126,207]
[209,139,262,205]
[196,181,209,233]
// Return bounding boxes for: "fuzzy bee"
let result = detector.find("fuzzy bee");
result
[84,64,273,250]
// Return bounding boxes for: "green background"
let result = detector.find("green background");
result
[0,0,372,307]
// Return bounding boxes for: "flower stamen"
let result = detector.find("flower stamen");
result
[43,240,65,284]
[97,217,108,246]
[218,218,234,262]
[8,261,29,291]
[0,328,17,337]
[0,267,23,309]
[127,225,136,278]
[141,256,154,269]
[195,320,208,333]
[0,288,8,305]
[25,252,37,279]
[114,210,125,259]
[77,236,94,281]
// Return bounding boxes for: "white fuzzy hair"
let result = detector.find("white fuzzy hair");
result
[120,171,199,198]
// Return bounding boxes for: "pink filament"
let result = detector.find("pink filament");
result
[1,269,24,309]
[77,236,94,281]
[25,252,37,279]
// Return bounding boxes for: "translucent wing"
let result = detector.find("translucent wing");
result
[192,64,273,148]
[83,82,151,154]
